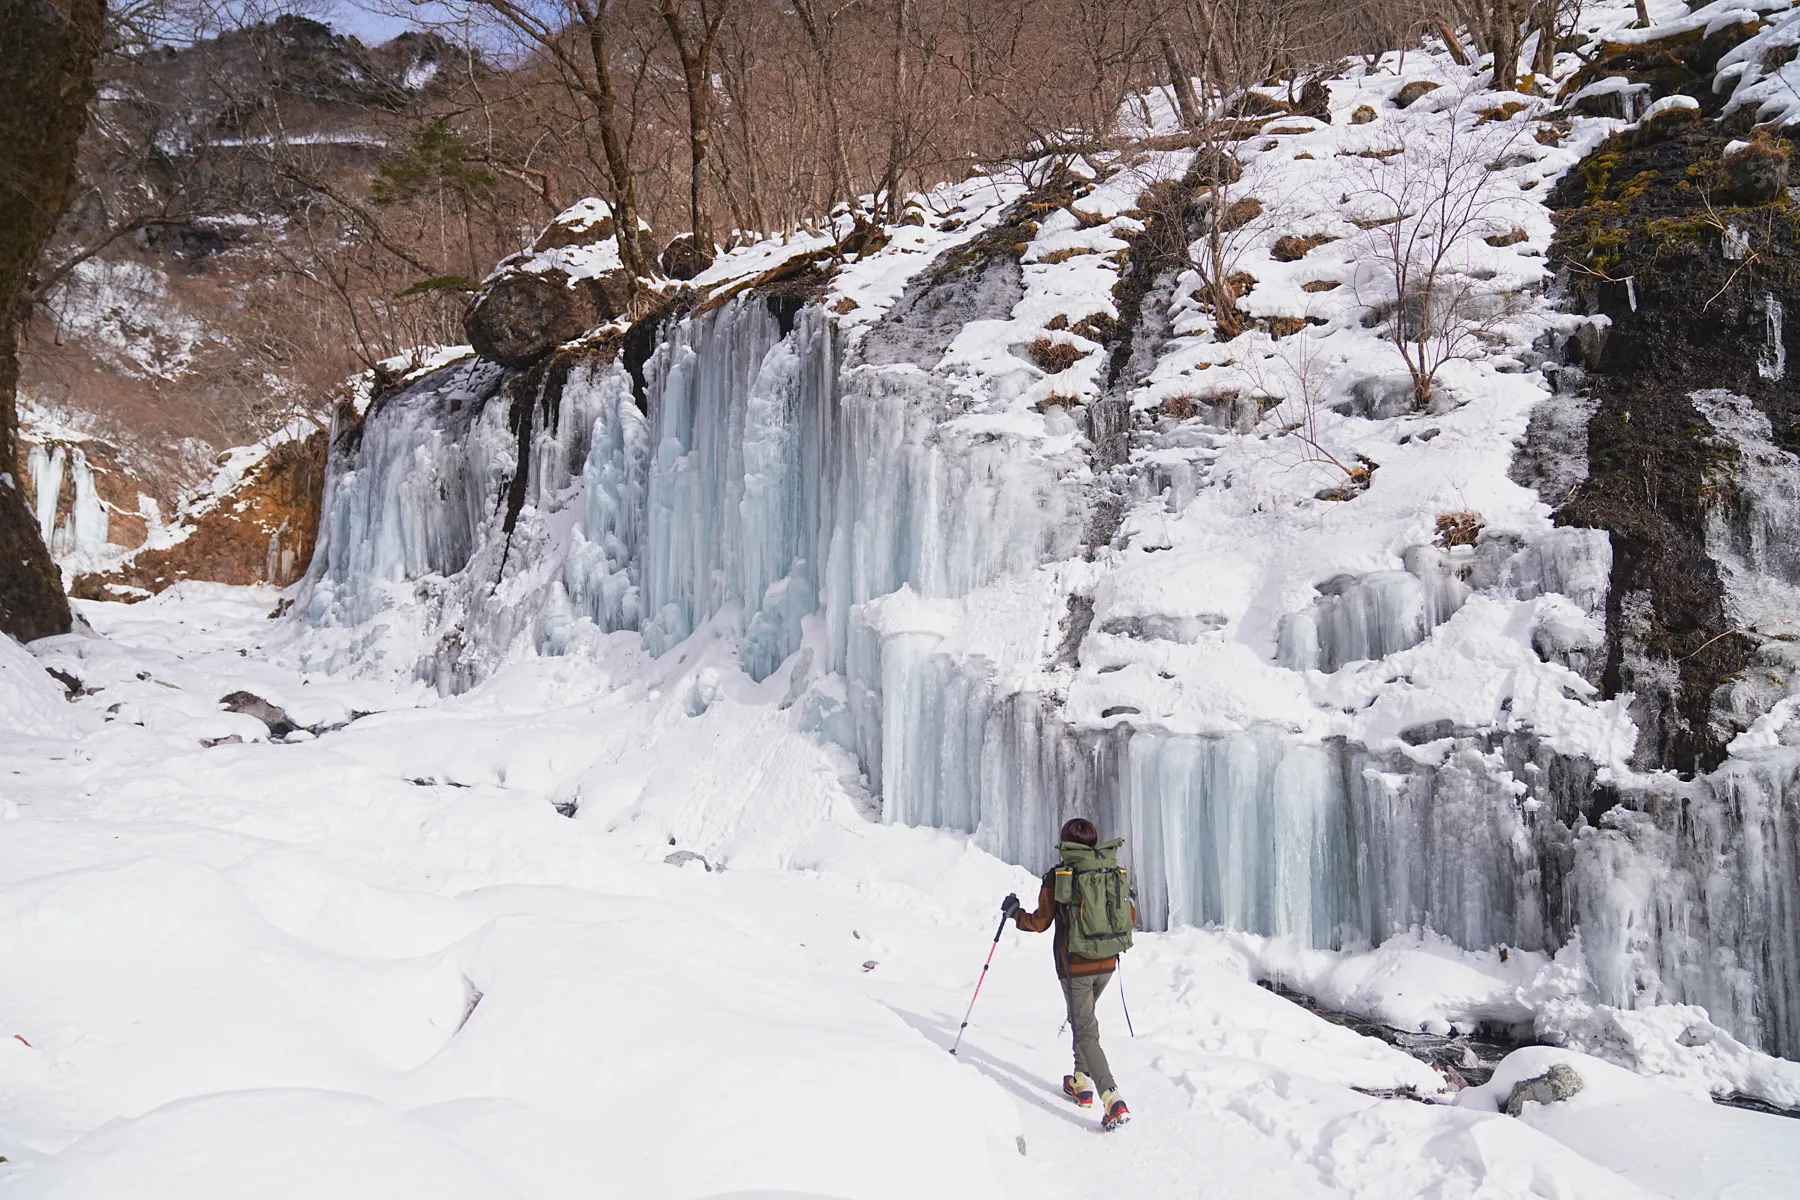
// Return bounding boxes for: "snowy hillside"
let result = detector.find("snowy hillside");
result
[284,0,1800,1066]
[6,0,1800,1196]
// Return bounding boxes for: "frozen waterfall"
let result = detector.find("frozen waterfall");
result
[559,301,839,676]
[304,294,1800,1059]
[26,443,110,560]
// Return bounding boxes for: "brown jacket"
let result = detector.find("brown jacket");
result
[1011,869,1136,978]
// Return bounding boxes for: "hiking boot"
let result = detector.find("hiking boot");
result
[1101,1089,1130,1131]
[1062,1073,1095,1108]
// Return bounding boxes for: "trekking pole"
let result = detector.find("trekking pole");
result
[950,895,1018,1056]
[1118,961,1136,1038]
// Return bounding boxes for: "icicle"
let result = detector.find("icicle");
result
[1759,293,1786,381]
[1723,223,1750,261]
[1625,276,1638,312]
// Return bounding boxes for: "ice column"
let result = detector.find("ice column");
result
[630,299,839,678]
[561,362,651,633]
[854,624,1120,875]
[69,449,108,554]
[1574,751,1800,1059]
[1759,294,1786,382]
[1692,389,1800,627]
[29,444,65,544]
[824,365,1090,668]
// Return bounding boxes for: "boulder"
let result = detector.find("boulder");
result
[658,232,713,281]
[1351,104,1378,125]
[1400,718,1457,746]
[462,268,631,367]
[1724,134,1791,204]
[220,691,297,739]
[1337,374,1417,419]
[1636,95,1700,143]
[664,849,713,872]
[1505,1064,1584,1116]
[1393,80,1441,109]
[531,198,615,251]
[1569,76,1649,120]
[1272,232,1334,261]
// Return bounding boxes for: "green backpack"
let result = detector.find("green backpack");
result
[1052,837,1134,960]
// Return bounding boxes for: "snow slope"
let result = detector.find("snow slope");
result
[1,586,1795,1198]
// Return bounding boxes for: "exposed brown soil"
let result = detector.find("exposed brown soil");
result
[71,431,328,600]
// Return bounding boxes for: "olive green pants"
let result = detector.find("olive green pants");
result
[1061,971,1117,1094]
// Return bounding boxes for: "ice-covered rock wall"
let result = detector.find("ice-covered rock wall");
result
[300,285,1800,1059]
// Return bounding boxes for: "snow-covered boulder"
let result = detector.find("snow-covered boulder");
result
[463,199,637,366]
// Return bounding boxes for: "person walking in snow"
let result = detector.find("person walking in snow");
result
[1003,817,1135,1131]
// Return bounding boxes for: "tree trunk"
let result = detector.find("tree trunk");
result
[0,0,101,641]
[659,0,725,263]
[1156,25,1202,128]
[581,8,649,278]
[1488,1,1522,92]
[881,0,912,223]
[1529,1,1558,78]
[1434,20,1472,67]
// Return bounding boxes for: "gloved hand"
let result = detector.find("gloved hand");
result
[1001,893,1020,915]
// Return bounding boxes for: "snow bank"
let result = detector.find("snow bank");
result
[0,633,76,740]
[6,568,1797,1198]
[1461,1046,1800,1198]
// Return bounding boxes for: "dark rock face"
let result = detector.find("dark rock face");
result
[463,269,631,367]
[1560,20,1760,119]
[857,176,1056,369]
[1548,128,1800,775]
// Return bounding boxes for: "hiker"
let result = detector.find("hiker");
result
[1003,817,1135,1131]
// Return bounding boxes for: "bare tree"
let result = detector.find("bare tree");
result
[788,0,856,209]
[1348,95,1520,404]
[447,0,653,277]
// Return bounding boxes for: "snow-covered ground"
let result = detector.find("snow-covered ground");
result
[3,587,1798,1198]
